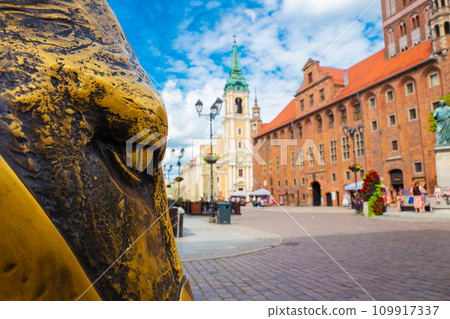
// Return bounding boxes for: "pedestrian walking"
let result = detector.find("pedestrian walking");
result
[397,189,404,212]
[420,182,427,213]
[434,185,442,205]
[411,182,423,213]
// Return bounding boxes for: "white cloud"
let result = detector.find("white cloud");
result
[160,0,383,164]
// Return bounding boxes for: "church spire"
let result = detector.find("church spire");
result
[224,39,249,92]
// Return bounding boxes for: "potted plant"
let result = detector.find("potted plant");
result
[348,164,361,172]
[203,153,220,164]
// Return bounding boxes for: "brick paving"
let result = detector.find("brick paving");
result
[181,206,450,301]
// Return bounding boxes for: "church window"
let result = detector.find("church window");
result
[235,97,243,114]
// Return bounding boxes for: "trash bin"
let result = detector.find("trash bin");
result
[217,202,232,224]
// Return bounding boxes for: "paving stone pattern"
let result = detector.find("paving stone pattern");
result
[182,207,450,301]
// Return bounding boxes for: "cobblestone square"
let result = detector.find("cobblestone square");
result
[180,207,450,301]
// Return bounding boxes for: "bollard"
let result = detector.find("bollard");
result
[363,201,369,218]
[177,207,185,237]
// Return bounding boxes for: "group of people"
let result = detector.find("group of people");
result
[395,183,450,213]
[252,196,274,207]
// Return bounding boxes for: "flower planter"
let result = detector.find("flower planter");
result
[204,154,219,164]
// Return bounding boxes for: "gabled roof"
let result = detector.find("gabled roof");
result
[255,99,296,137]
[319,66,345,86]
[255,41,433,138]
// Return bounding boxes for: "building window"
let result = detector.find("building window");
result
[330,140,337,162]
[392,140,398,151]
[275,156,279,173]
[354,103,361,121]
[238,141,242,149]
[238,128,242,136]
[319,143,325,165]
[317,116,323,132]
[432,101,441,110]
[319,89,325,101]
[342,136,350,160]
[298,149,304,168]
[369,97,376,109]
[285,180,288,186]
[300,99,304,111]
[298,125,303,139]
[301,177,306,185]
[429,73,439,87]
[328,112,334,128]
[239,169,243,177]
[388,114,397,126]
[308,72,313,83]
[293,178,297,186]
[332,173,336,182]
[340,107,347,125]
[345,171,351,180]
[270,177,273,186]
[269,158,272,174]
[302,194,306,201]
[309,146,314,167]
[356,133,365,157]
[371,120,378,131]
[263,165,266,176]
[290,130,294,139]
[309,94,314,107]
[235,97,243,114]
[414,162,423,173]
[405,82,414,95]
[360,170,365,178]
[386,89,394,102]
[277,181,281,187]
[291,152,295,169]
[252,123,257,131]
[408,107,418,121]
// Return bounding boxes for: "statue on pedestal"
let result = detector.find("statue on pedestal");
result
[0,0,191,300]
[433,100,450,146]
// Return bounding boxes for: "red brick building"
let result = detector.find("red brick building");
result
[252,0,450,206]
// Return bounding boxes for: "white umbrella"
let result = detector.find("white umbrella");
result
[230,190,246,197]
[249,188,271,196]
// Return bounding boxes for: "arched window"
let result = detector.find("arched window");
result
[445,22,450,35]
[435,25,441,38]
[424,6,432,38]
[298,124,303,139]
[340,106,347,125]
[441,0,446,8]
[385,0,391,17]
[235,97,242,114]
[391,0,396,14]
[399,21,407,36]
[317,116,323,133]
[328,112,334,129]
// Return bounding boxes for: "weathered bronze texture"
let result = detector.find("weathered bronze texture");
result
[0,0,189,300]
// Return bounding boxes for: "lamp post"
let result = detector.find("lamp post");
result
[172,148,185,204]
[195,97,223,222]
[343,124,364,213]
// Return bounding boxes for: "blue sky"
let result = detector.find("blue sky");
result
[107,0,383,169]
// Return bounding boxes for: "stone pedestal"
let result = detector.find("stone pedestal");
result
[435,146,450,188]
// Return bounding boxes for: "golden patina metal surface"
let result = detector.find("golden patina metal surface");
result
[0,0,191,300]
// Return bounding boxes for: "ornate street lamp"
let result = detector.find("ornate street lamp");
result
[195,97,223,222]
[343,124,364,213]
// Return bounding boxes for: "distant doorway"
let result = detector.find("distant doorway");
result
[326,193,333,206]
[312,182,321,206]
[390,169,404,192]
[336,191,340,206]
